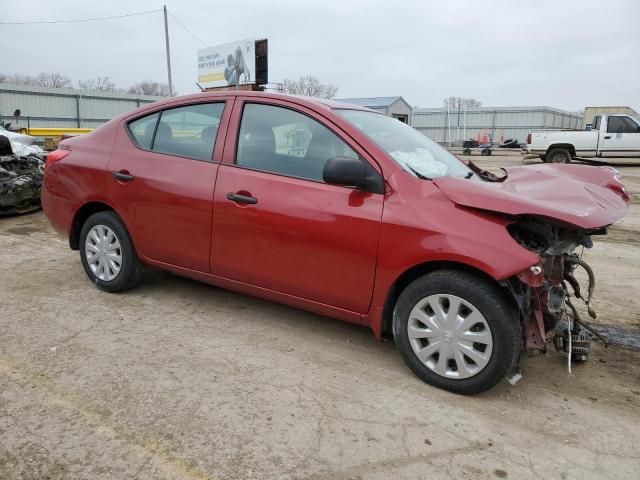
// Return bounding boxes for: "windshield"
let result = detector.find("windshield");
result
[336,109,472,180]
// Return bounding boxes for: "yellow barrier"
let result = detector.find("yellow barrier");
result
[20,127,93,137]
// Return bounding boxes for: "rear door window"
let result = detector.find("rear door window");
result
[127,103,225,161]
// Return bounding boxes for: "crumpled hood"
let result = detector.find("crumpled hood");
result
[433,164,628,229]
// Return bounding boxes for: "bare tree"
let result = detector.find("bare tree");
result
[127,81,175,97]
[77,76,117,92]
[443,97,482,109]
[282,76,338,99]
[36,72,72,88]
[0,73,38,85]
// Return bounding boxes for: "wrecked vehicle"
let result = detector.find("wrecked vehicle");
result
[0,134,45,215]
[41,92,629,394]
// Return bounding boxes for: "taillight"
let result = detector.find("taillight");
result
[526,132,532,145]
[45,149,70,170]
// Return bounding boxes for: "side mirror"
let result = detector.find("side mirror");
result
[323,156,384,194]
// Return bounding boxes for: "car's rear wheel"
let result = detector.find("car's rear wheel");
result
[79,211,144,292]
[546,147,572,163]
[393,270,521,394]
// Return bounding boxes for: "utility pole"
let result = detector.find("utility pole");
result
[163,5,173,96]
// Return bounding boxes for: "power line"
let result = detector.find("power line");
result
[167,11,209,48]
[0,9,161,25]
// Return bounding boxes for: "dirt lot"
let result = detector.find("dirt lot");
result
[1,155,639,479]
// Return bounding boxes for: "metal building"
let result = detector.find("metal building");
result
[583,106,639,127]
[411,106,583,145]
[0,83,163,130]
[336,96,413,124]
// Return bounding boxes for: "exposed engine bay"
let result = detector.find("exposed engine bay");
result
[507,216,610,369]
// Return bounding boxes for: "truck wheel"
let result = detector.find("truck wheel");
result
[79,211,144,292]
[546,148,572,164]
[393,270,521,394]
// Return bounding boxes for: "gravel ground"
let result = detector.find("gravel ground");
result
[1,154,639,480]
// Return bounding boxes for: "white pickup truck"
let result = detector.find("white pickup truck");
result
[526,114,640,163]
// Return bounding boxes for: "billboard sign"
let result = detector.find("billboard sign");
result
[197,38,256,89]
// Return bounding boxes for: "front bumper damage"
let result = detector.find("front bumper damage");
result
[437,161,630,379]
[506,218,613,367]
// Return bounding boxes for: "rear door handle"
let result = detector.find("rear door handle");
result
[226,192,258,204]
[604,136,612,139]
[112,171,134,182]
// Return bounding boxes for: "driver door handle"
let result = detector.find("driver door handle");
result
[226,192,258,205]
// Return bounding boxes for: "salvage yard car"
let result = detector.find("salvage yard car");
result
[42,92,629,394]
[527,114,640,163]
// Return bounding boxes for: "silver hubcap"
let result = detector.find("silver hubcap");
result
[85,225,122,282]
[407,294,493,379]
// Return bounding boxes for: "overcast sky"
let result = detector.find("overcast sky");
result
[2,0,639,111]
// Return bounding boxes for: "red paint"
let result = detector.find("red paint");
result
[41,91,629,339]
[434,163,628,229]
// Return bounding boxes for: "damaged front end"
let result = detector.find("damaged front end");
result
[507,216,609,364]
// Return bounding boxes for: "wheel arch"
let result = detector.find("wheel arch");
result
[69,201,117,250]
[546,144,576,158]
[379,260,518,339]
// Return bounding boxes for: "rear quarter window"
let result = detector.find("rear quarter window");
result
[128,112,160,149]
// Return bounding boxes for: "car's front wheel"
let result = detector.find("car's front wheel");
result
[79,211,144,292]
[393,270,521,394]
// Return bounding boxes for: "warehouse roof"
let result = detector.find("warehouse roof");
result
[336,96,406,109]
[0,82,164,102]
[413,105,581,116]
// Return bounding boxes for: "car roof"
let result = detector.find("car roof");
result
[145,90,374,113]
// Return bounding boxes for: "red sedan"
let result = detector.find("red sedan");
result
[42,92,628,393]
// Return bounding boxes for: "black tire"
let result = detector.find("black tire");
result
[79,211,144,292]
[463,148,471,156]
[481,148,490,156]
[500,138,519,148]
[393,270,521,394]
[546,147,572,164]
